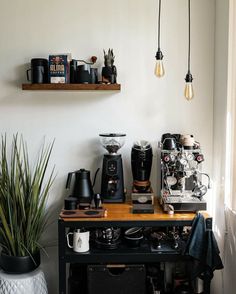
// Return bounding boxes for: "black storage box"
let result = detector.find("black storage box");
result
[87,264,146,294]
[68,264,87,294]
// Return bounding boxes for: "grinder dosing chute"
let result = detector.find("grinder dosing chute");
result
[66,169,94,208]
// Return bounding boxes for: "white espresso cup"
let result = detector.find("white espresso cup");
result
[66,229,90,253]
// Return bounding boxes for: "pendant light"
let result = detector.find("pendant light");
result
[184,0,194,100]
[155,0,165,78]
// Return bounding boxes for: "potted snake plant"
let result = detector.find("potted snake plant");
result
[0,134,55,273]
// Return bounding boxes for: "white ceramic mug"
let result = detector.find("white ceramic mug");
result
[66,229,90,253]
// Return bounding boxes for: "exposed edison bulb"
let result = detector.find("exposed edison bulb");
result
[155,50,165,78]
[184,82,194,100]
[155,60,165,78]
[184,72,194,101]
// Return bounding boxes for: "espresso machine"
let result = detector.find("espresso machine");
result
[99,133,126,203]
[160,133,210,212]
[131,140,154,213]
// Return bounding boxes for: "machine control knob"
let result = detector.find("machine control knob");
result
[196,154,204,163]
[163,155,170,162]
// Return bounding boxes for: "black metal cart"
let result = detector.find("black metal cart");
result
[58,202,212,294]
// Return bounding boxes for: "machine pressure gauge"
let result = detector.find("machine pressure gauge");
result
[186,153,194,161]
[166,176,177,186]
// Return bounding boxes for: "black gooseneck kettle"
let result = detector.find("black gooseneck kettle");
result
[66,169,94,205]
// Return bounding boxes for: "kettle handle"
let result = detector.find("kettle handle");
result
[92,168,100,187]
[66,172,74,189]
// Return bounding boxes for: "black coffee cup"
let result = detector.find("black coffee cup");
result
[26,58,48,84]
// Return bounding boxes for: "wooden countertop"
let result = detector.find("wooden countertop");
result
[60,201,210,223]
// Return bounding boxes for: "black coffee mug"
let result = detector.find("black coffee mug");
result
[26,58,48,84]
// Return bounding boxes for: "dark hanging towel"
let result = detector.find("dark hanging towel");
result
[185,213,223,284]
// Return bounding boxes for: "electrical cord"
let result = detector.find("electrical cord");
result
[188,0,191,72]
[158,0,162,50]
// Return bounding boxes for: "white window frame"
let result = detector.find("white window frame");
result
[225,0,236,210]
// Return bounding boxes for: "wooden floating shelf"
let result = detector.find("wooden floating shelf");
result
[22,83,121,91]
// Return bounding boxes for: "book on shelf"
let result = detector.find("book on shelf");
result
[49,53,71,83]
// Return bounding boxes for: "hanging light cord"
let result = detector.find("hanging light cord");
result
[158,0,161,50]
[188,0,191,73]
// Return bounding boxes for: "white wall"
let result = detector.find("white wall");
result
[0,0,215,293]
[211,0,229,292]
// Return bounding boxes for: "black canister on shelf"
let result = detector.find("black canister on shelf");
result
[26,58,49,84]
[77,64,91,84]
[70,59,77,83]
